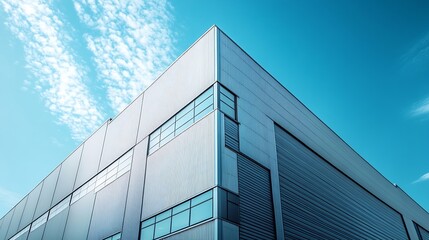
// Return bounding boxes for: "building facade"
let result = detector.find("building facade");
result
[1,26,429,240]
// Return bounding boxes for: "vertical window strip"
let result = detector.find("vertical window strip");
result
[140,190,213,240]
[148,87,214,155]
[219,86,237,120]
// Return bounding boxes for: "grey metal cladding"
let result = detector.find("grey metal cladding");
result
[41,207,68,240]
[52,145,82,205]
[122,138,148,240]
[14,232,28,240]
[137,27,215,142]
[218,30,429,228]
[62,192,95,240]
[87,172,130,240]
[163,220,215,240]
[74,122,107,190]
[416,223,429,240]
[275,125,408,239]
[99,94,143,171]
[0,208,14,240]
[237,155,276,240]
[5,196,27,239]
[19,183,42,229]
[34,166,60,220]
[142,112,215,219]
[27,223,45,240]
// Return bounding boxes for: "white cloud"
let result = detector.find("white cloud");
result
[401,32,429,69]
[411,97,429,117]
[0,186,20,213]
[74,0,175,112]
[413,172,429,184]
[1,0,104,141]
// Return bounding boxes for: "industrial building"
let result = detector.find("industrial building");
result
[1,26,429,240]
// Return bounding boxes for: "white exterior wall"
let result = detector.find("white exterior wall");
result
[218,28,429,239]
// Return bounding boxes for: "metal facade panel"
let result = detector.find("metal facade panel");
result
[164,220,215,240]
[52,145,82,205]
[99,95,143,171]
[87,172,130,240]
[74,123,107,190]
[218,30,429,228]
[34,166,60,219]
[19,183,42,229]
[417,224,429,240]
[0,209,14,240]
[5,196,27,238]
[275,125,408,239]
[221,147,238,194]
[142,113,215,219]
[237,155,276,240]
[41,208,68,240]
[221,220,239,240]
[137,28,215,142]
[122,138,148,240]
[62,193,95,240]
[27,223,44,240]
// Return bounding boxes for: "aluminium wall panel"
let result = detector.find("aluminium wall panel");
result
[142,113,215,219]
[0,209,14,240]
[87,172,130,240]
[221,146,238,194]
[27,223,45,240]
[42,208,68,240]
[417,224,429,240]
[164,220,215,240]
[99,95,143,171]
[218,30,429,228]
[275,125,408,239]
[122,138,148,240]
[14,231,29,240]
[74,123,107,190]
[62,192,95,240]
[19,183,42,229]
[137,27,215,142]
[5,196,27,239]
[33,166,60,219]
[237,155,276,240]
[52,145,82,205]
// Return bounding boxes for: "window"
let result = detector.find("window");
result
[104,232,121,240]
[148,87,214,155]
[48,196,70,220]
[140,190,213,239]
[71,150,132,204]
[30,212,48,232]
[219,188,240,224]
[219,86,236,120]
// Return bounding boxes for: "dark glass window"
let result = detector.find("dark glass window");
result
[219,86,237,120]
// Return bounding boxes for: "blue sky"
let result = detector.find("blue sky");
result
[0,0,428,217]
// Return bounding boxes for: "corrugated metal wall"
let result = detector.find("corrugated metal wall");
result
[275,125,409,239]
[237,154,275,240]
